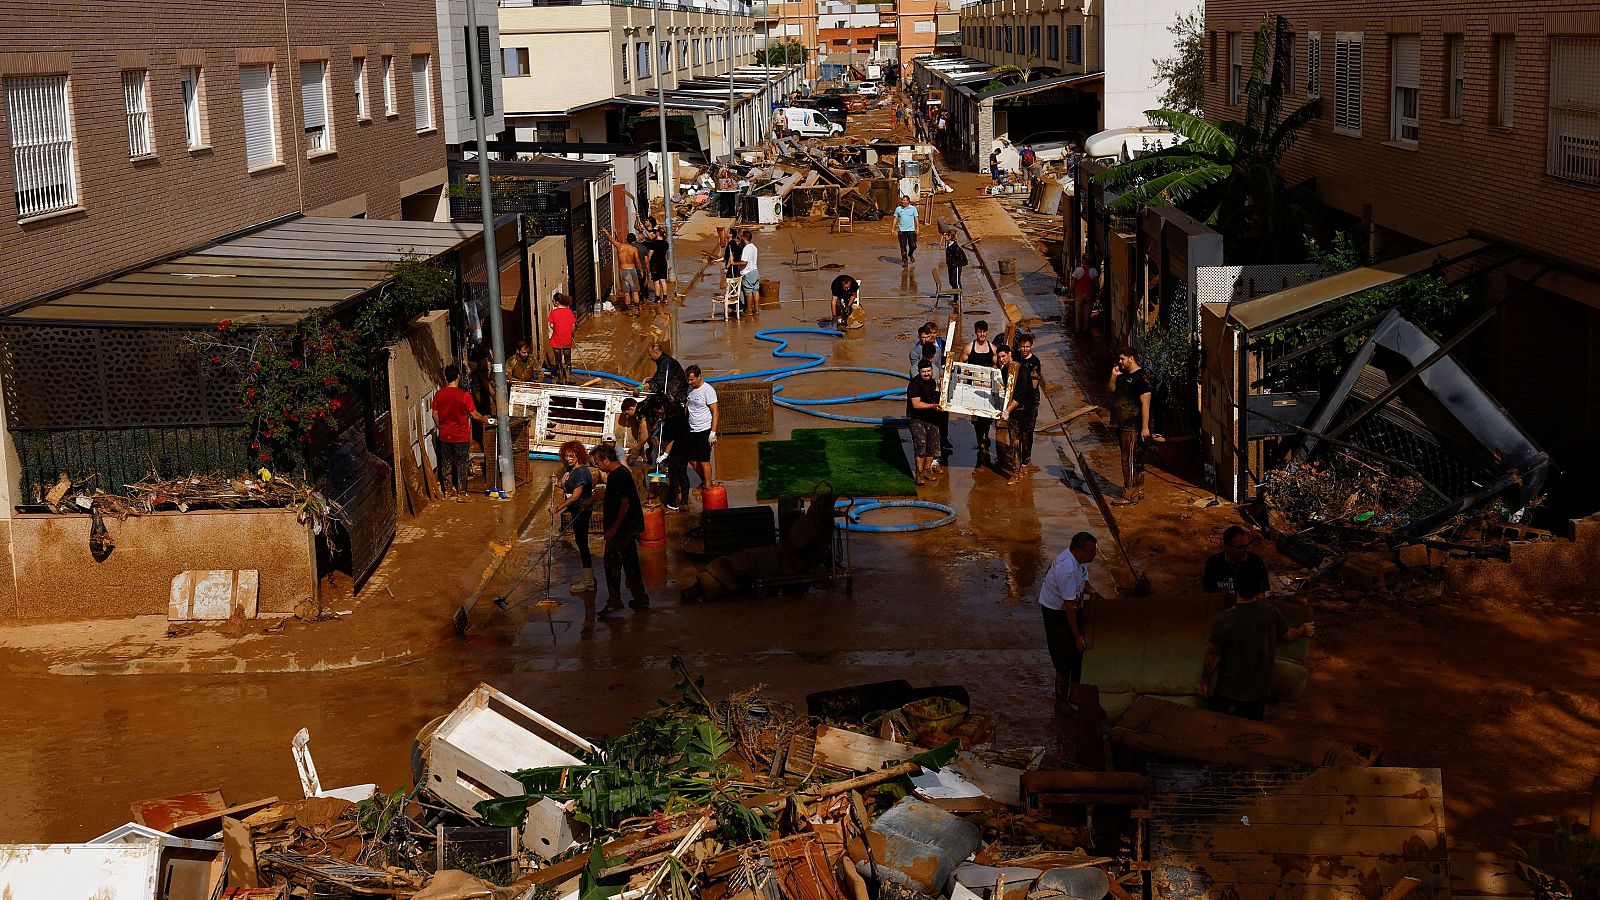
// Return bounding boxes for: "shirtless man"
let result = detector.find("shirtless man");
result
[601,227,644,316]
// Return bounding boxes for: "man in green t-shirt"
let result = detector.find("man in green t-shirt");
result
[1198,573,1314,720]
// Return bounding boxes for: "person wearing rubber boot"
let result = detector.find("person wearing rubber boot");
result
[553,441,596,593]
[1108,347,1153,506]
[592,444,649,616]
[906,359,943,485]
[1005,333,1043,483]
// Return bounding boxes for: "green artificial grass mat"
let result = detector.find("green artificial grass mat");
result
[757,426,916,499]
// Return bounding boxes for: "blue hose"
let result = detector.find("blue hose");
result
[835,498,956,532]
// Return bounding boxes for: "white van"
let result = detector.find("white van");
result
[1084,127,1184,164]
[777,107,844,138]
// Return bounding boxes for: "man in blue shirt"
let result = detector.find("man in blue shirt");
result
[893,195,919,266]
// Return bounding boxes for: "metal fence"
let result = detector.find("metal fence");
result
[11,424,254,503]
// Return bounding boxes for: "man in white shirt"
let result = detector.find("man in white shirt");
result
[685,364,720,493]
[735,228,761,313]
[1039,532,1100,693]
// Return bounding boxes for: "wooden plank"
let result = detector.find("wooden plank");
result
[169,797,279,839]
[813,725,917,772]
[131,790,226,833]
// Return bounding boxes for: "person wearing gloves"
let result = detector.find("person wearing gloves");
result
[685,364,719,500]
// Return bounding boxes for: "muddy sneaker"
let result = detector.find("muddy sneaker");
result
[597,603,624,618]
[915,473,926,486]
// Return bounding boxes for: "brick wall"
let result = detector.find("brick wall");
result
[0,0,447,308]
[1201,2,1600,271]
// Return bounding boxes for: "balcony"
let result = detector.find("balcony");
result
[500,0,753,13]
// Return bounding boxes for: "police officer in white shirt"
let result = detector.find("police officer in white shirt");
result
[1039,532,1100,694]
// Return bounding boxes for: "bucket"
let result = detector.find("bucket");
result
[702,483,729,511]
[641,504,666,548]
[759,278,781,306]
[998,257,1017,275]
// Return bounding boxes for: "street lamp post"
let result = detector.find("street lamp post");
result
[463,0,515,496]
[653,3,677,297]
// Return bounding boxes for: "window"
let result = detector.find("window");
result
[1068,25,1082,64]
[1390,35,1419,143]
[659,40,670,75]
[1047,25,1059,60]
[1227,32,1242,105]
[1306,32,1321,99]
[1004,25,1012,53]
[181,67,206,147]
[693,38,700,65]
[716,37,723,61]
[1334,33,1363,135]
[239,64,280,169]
[504,46,530,77]
[1029,26,1040,58]
[1547,37,1600,185]
[638,42,651,77]
[1494,36,1515,128]
[122,69,153,158]
[5,74,77,217]
[679,40,689,69]
[535,120,569,143]
[381,55,396,115]
[462,25,493,119]
[1208,31,1217,82]
[622,43,630,80]
[1015,26,1025,53]
[353,57,369,119]
[299,61,331,153]
[1442,34,1464,118]
[411,54,433,131]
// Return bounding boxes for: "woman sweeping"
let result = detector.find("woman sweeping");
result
[552,440,597,593]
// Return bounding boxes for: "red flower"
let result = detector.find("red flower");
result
[246,388,257,399]
[258,453,271,462]
[209,355,220,364]
[290,358,302,369]
[330,398,342,410]
[218,320,232,331]
[250,442,260,450]
[263,428,274,437]
[323,376,337,386]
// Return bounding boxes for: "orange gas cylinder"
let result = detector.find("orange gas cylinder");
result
[702,483,729,511]
[641,504,667,547]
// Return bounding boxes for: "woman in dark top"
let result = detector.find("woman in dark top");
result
[961,320,1000,451]
[553,440,596,592]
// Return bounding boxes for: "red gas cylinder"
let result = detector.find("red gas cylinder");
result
[640,504,667,547]
[702,483,729,511]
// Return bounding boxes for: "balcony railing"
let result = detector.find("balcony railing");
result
[501,0,753,13]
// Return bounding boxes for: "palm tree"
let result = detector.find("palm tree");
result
[1097,15,1319,263]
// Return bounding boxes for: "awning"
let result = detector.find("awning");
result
[1228,237,1493,331]
[2,217,483,327]
[978,71,1104,102]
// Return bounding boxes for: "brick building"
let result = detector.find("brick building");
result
[1202,3,1600,517]
[0,0,450,309]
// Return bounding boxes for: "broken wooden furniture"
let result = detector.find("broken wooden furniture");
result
[507,382,643,459]
[1110,696,1380,768]
[419,683,596,859]
[1147,765,1448,899]
[718,276,744,321]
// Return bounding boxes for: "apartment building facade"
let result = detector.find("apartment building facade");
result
[895,0,939,65]
[1203,2,1600,518]
[498,0,763,150]
[756,0,821,80]
[0,0,449,309]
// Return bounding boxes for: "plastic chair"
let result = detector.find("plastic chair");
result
[835,215,853,234]
[718,277,743,320]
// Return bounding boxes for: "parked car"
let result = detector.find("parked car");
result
[853,82,882,96]
[1015,130,1081,163]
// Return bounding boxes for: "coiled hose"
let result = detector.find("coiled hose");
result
[835,498,956,532]
[573,328,908,425]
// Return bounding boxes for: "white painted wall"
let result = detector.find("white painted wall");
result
[438,0,506,146]
[1102,0,1195,130]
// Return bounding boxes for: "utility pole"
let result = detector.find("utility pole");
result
[653,1,677,298]
[463,0,515,495]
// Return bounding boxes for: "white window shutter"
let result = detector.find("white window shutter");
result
[6,74,78,217]
[299,61,328,152]
[1392,36,1419,89]
[240,64,278,168]
[412,55,433,130]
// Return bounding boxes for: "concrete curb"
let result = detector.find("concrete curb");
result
[47,646,416,677]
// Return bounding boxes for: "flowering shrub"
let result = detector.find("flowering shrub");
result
[206,311,367,461]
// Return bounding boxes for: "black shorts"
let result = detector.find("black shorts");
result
[688,429,713,462]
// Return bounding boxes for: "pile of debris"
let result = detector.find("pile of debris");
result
[12,665,1151,900]
[30,469,340,534]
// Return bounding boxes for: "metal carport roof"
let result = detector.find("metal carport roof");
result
[977,71,1104,102]
[1228,237,1493,331]
[1,217,483,328]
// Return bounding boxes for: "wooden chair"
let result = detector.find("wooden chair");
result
[834,215,853,234]
[793,248,819,270]
[717,277,743,321]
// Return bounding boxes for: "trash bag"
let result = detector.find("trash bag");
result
[89,511,114,562]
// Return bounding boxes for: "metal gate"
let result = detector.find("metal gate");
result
[635,164,650,222]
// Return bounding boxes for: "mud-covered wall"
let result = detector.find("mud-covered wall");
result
[1446,512,1600,602]
[387,311,452,517]
[0,509,316,617]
